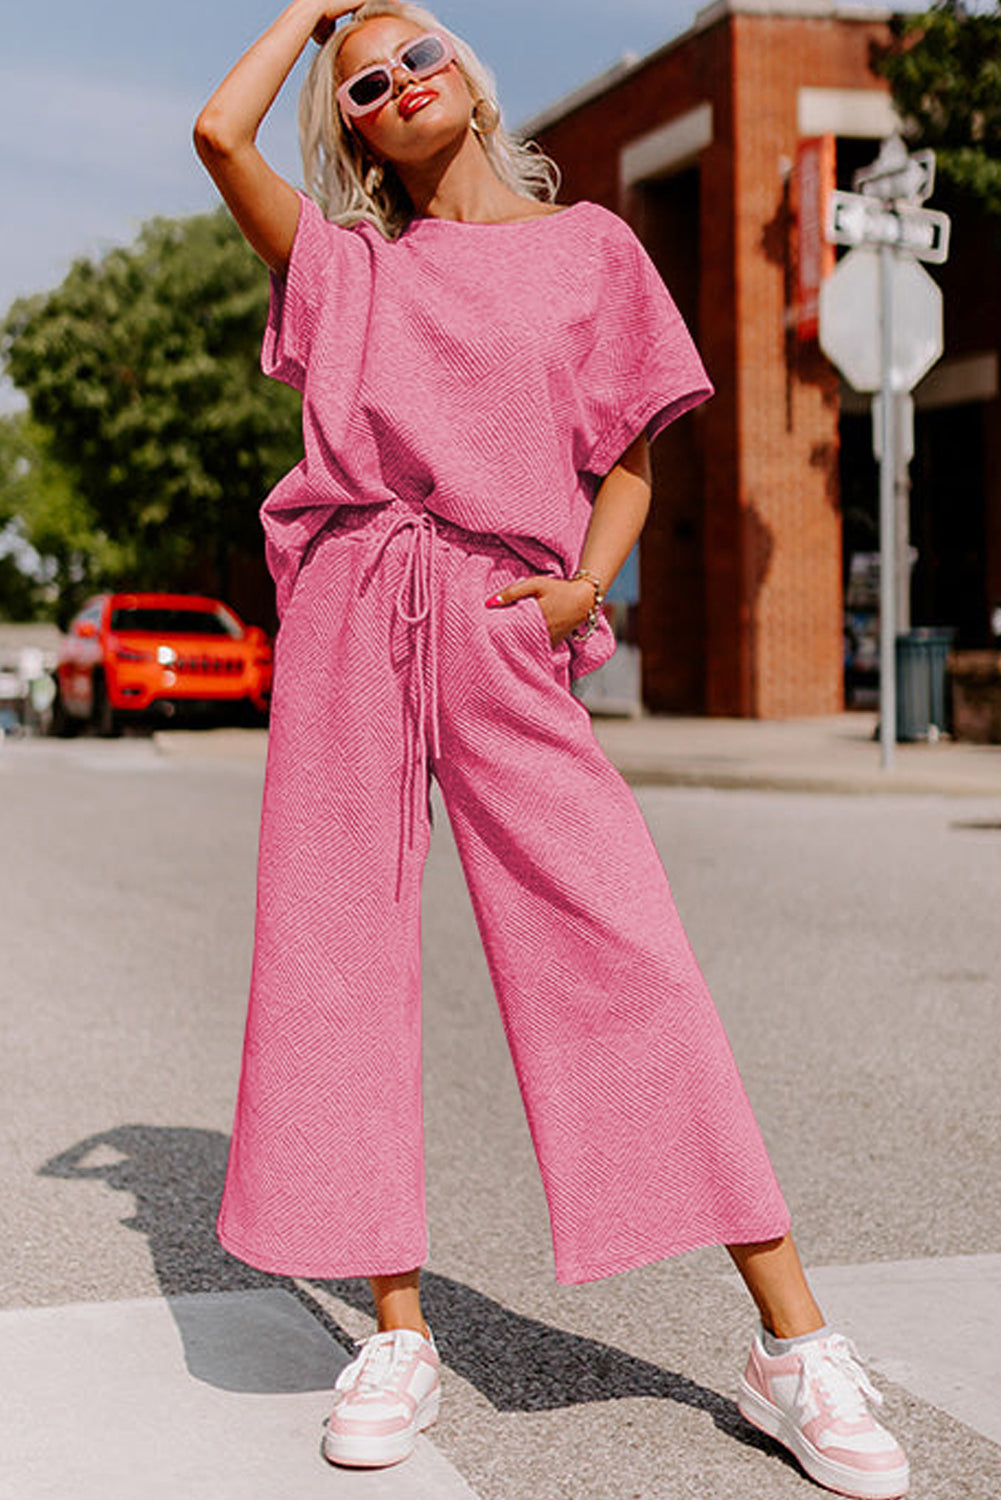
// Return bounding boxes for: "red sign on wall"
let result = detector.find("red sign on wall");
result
[794,135,836,342]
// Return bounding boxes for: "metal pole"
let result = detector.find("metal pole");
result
[878,243,896,771]
[895,395,912,636]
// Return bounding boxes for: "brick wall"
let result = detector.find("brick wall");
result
[536,22,737,713]
[531,8,893,716]
[729,15,881,715]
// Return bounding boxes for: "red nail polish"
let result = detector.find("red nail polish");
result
[485,594,503,608]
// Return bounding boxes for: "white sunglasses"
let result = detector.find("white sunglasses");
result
[336,32,456,119]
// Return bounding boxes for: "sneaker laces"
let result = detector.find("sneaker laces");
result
[799,1334,884,1422]
[344,1332,409,1392]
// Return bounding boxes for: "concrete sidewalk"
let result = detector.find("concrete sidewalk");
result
[153,710,1001,797]
[590,710,1001,797]
[2,1291,479,1500]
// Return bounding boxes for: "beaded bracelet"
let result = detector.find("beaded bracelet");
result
[569,567,606,641]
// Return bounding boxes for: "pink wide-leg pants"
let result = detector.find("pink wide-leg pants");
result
[217,498,790,1284]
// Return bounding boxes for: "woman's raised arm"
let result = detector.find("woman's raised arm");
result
[193,1,363,276]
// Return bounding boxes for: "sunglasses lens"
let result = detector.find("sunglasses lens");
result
[348,69,391,109]
[401,35,448,76]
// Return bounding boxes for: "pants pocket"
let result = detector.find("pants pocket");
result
[523,595,571,664]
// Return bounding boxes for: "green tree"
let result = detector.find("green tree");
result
[1,209,301,595]
[0,413,132,624]
[879,0,1001,217]
[0,544,41,623]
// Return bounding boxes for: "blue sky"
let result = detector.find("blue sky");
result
[2,1,696,319]
[2,0,905,412]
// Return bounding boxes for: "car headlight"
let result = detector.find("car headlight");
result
[156,646,178,666]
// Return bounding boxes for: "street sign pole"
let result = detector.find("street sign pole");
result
[895,395,914,636]
[878,243,897,771]
[819,135,950,772]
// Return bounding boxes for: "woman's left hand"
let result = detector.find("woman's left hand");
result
[485,575,597,647]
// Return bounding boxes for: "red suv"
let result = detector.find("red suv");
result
[54,592,273,735]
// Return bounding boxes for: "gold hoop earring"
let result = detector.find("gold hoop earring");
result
[471,97,500,136]
[364,162,385,196]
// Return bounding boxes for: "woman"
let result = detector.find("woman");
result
[194,5,908,1495]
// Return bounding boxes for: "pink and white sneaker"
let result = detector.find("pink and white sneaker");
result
[738,1328,909,1499]
[322,1327,441,1468]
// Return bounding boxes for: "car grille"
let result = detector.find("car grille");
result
[174,655,245,676]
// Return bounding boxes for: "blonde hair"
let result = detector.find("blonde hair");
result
[298,0,561,239]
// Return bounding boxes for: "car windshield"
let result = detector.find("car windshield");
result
[109,606,242,638]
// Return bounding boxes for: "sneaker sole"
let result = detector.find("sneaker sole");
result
[738,1377,909,1500]
[322,1387,440,1469]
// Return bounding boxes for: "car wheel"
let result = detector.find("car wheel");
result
[93,674,121,738]
[238,698,270,727]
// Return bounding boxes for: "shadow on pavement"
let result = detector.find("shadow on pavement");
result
[39,1124,781,1460]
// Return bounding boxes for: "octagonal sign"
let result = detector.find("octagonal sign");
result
[818,247,943,393]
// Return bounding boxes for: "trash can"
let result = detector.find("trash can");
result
[948,650,1001,744]
[895,628,955,742]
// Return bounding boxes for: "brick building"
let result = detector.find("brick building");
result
[523,0,1001,717]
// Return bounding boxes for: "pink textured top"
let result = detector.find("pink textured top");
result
[260,191,713,615]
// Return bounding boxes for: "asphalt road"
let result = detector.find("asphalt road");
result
[2,733,1000,1499]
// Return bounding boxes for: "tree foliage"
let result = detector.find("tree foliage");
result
[0,413,132,623]
[879,0,1001,217]
[1,210,301,594]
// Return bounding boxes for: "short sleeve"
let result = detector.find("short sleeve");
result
[261,190,370,391]
[582,216,714,475]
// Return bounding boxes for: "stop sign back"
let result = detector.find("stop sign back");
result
[818,247,943,392]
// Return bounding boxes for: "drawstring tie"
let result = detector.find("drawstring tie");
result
[366,510,441,862]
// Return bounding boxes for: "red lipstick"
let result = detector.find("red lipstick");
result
[399,88,438,120]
